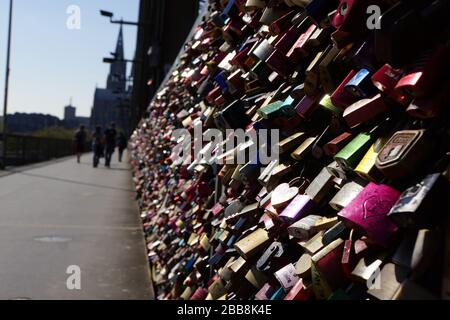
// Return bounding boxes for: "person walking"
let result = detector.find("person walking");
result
[92,125,104,168]
[117,132,127,162]
[74,125,86,164]
[104,122,117,167]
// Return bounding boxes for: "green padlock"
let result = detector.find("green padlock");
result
[257,101,283,119]
[334,132,373,171]
[319,94,342,116]
[258,95,296,119]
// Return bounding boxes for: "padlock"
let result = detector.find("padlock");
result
[305,0,340,27]
[298,230,325,255]
[286,24,317,63]
[343,94,388,128]
[371,63,408,105]
[274,264,300,291]
[279,194,316,224]
[304,50,327,97]
[392,229,438,278]
[322,221,347,246]
[295,95,317,119]
[245,266,269,289]
[388,173,450,228]
[330,69,359,110]
[255,283,280,300]
[279,95,299,117]
[265,48,293,78]
[334,132,373,172]
[304,166,336,203]
[354,137,388,182]
[395,45,450,98]
[229,256,250,278]
[288,215,338,240]
[338,182,401,247]
[333,0,386,36]
[284,279,311,300]
[250,60,273,80]
[214,99,251,129]
[323,132,353,156]
[234,228,271,259]
[257,241,287,272]
[350,254,384,285]
[329,181,364,211]
[274,25,303,54]
[190,287,208,300]
[295,253,312,279]
[367,263,409,300]
[245,0,266,10]
[376,130,434,180]
[252,39,275,61]
[180,286,196,300]
[270,287,286,300]
[259,6,289,26]
[319,94,342,115]
[271,183,299,210]
[257,101,284,119]
[311,238,348,299]
[291,137,317,161]
[319,45,341,93]
[278,132,308,154]
[307,27,329,47]
[269,10,297,35]
[239,161,261,185]
[208,278,228,300]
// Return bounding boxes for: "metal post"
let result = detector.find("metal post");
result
[2,0,13,169]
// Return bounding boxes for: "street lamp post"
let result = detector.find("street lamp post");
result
[100,10,147,27]
[102,57,140,64]
[2,0,13,169]
[100,9,145,137]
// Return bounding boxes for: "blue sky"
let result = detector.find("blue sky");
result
[0,0,139,118]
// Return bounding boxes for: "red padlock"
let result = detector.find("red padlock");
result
[343,94,388,128]
[330,69,359,110]
[287,24,317,63]
[395,45,450,98]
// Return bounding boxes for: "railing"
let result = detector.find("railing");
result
[0,133,91,167]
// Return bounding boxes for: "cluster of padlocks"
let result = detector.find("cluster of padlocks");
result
[129,0,450,300]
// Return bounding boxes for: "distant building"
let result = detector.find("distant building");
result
[90,26,131,131]
[64,105,76,122]
[2,104,89,133]
[62,104,90,129]
[6,113,61,133]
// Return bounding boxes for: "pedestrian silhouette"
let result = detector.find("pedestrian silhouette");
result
[74,125,86,164]
[104,122,117,168]
[92,125,104,168]
[117,131,127,162]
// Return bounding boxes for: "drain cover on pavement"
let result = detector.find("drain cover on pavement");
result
[33,236,72,243]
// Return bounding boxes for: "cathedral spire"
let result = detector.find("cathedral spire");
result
[106,25,126,93]
[115,25,124,61]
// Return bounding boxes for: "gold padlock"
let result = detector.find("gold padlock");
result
[354,137,387,182]
[291,137,317,161]
[234,228,270,260]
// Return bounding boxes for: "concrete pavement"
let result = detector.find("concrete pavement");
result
[0,152,153,300]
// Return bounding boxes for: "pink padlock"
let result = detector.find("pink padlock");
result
[338,182,401,247]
